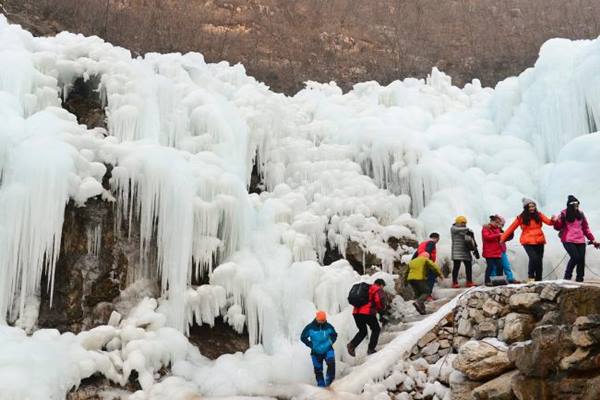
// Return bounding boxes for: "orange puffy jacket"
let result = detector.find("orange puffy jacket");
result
[501,212,553,245]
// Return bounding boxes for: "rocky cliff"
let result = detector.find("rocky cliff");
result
[4,0,600,94]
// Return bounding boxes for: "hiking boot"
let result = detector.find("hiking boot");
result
[346,343,356,357]
[466,281,476,287]
[451,282,460,289]
[508,279,521,284]
[367,348,377,355]
[527,278,535,284]
[413,301,426,315]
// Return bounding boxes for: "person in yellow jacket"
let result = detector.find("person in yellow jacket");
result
[407,252,444,314]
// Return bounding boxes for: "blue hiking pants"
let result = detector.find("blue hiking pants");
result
[490,253,515,282]
[311,349,335,387]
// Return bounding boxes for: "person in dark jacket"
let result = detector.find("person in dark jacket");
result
[346,279,386,357]
[412,232,440,293]
[451,216,479,288]
[301,310,338,387]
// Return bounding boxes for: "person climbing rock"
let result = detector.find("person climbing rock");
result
[553,195,600,282]
[411,232,440,296]
[494,216,519,283]
[407,252,443,315]
[301,311,337,387]
[346,279,386,356]
[501,198,554,282]
[482,216,505,286]
[451,216,478,288]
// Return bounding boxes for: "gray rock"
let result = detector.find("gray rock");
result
[453,340,514,381]
[509,293,541,311]
[422,341,440,356]
[418,331,438,348]
[457,318,475,337]
[483,299,506,318]
[476,318,498,339]
[540,284,561,302]
[472,369,518,400]
[503,313,535,343]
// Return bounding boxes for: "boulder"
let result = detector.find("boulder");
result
[418,331,438,348]
[509,293,541,312]
[457,318,475,337]
[472,369,518,400]
[453,340,514,381]
[560,347,600,371]
[558,286,600,324]
[421,341,440,356]
[571,315,600,347]
[512,371,600,400]
[449,371,482,400]
[475,319,498,339]
[483,299,506,318]
[503,313,535,343]
[540,284,561,302]
[508,325,575,378]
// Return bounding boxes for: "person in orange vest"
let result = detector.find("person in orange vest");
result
[501,198,555,282]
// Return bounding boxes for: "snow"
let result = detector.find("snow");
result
[0,11,600,400]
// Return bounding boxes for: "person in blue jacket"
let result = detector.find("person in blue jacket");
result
[300,310,338,387]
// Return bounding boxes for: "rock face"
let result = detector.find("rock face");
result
[472,370,518,400]
[408,284,600,400]
[6,0,600,94]
[453,340,513,381]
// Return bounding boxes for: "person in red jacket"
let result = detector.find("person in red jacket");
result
[482,215,504,286]
[411,232,440,294]
[346,279,386,356]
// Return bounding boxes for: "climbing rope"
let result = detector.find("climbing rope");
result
[542,253,568,280]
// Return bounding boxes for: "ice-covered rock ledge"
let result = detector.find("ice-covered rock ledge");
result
[382,282,600,400]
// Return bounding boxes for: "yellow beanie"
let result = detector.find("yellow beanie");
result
[455,215,467,224]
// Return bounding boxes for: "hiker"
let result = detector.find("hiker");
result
[451,216,479,288]
[501,198,554,282]
[495,216,519,284]
[407,252,444,315]
[482,216,505,286]
[411,232,441,297]
[301,310,337,387]
[553,195,600,282]
[346,279,386,356]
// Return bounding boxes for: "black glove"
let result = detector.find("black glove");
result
[473,249,481,260]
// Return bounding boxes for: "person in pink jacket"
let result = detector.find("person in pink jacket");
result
[554,195,600,282]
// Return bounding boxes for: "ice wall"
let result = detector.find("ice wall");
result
[2,13,600,398]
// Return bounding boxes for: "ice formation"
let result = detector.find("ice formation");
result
[1,11,600,399]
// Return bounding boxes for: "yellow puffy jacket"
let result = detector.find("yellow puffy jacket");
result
[407,257,443,281]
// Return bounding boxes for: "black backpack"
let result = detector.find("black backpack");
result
[348,282,371,307]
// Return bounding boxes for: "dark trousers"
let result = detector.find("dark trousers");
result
[427,270,437,292]
[409,279,430,307]
[311,349,335,387]
[563,242,586,282]
[485,257,503,284]
[349,314,380,352]
[452,260,472,283]
[523,244,544,280]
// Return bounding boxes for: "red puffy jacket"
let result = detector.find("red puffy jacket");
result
[353,284,385,315]
[412,240,437,262]
[482,224,503,258]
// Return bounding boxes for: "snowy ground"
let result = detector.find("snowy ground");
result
[2,12,600,400]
